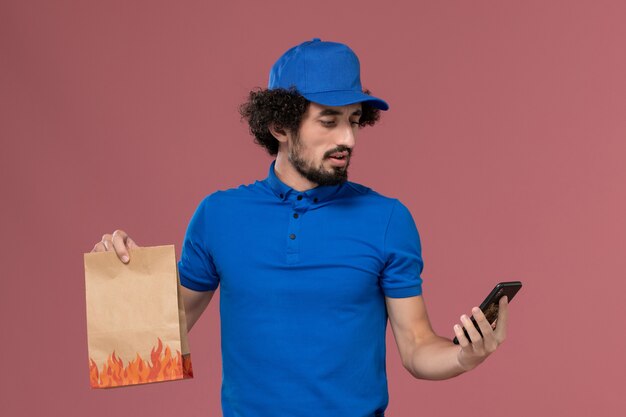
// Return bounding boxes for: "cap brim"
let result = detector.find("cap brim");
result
[301,90,389,111]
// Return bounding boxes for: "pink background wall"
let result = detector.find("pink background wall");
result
[1,1,624,416]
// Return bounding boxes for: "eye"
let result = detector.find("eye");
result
[350,120,360,126]
[320,120,336,127]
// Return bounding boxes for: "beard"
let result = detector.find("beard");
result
[287,133,350,186]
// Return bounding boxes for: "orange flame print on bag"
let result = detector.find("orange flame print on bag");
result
[89,338,193,388]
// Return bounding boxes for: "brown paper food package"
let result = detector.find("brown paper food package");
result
[84,245,193,388]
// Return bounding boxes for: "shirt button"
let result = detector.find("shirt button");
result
[279,193,284,198]
[313,198,318,203]
[297,195,303,200]
[289,233,296,239]
[293,213,299,219]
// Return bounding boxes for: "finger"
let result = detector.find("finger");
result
[453,324,471,348]
[126,236,140,250]
[472,307,493,338]
[100,233,115,252]
[460,314,483,346]
[92,242,106,252]
[494,296,509,342]
[473,307,501,352]
[111,229,131,263]
[472,307,495,342]
[101,234,113,250]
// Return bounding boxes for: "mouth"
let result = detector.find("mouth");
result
[328,154,349,166]
[328,151,349,161]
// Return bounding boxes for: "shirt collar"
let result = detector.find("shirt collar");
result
[264,159,345,203]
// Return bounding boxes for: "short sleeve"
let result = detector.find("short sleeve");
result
[177,196,220,292]
[380,199,424,298]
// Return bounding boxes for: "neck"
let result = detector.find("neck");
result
[274,152,318,192]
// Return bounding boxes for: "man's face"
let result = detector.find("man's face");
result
[286,101,362,186]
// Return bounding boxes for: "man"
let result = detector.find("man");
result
[93,38,508,417]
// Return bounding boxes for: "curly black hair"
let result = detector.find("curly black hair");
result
[239,87,381,156]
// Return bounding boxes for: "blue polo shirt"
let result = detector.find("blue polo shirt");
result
[177,159,424,417]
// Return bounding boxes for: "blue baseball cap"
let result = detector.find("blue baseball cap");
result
[268,38,389,111]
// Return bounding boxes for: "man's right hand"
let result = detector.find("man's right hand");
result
[91,229,140,264]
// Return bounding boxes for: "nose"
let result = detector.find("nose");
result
[337,122,356,148]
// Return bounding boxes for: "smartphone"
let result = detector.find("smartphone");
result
[452,281,522,345]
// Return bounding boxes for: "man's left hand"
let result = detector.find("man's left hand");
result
[453,295,509,371]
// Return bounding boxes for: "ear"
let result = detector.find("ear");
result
[268,123,290,144]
